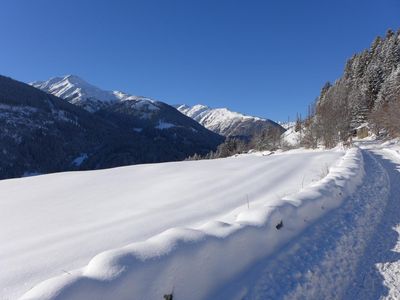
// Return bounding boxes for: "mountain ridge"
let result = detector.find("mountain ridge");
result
[0,74,223,179]
[175,103,284,138]
[31,75,283,139]
[31,75,154,112]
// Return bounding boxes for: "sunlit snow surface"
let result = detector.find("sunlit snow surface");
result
[0,149,344,299]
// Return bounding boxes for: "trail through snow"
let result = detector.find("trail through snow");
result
[213,145,400,300]
[347,146,400,299]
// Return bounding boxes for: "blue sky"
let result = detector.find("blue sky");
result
[0,0,399,121]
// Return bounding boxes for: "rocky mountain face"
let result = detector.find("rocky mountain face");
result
[0,75,223,179]
[31,75,150,112]
[305,29,400,147]
[175,104,284,138]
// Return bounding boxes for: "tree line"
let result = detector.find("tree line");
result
[300,28,400,148]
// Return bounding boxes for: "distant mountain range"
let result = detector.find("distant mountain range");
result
[175,104,284,138]
[32,75,284,139]
[0,75,223,179]
[0,73,284,179]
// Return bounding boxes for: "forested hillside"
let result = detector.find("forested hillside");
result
[303,29,400,147]
[0,75,223,179]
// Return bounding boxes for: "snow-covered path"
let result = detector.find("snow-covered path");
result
[348,147,400,299]
[214,146,400,300]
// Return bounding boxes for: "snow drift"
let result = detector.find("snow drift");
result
[20,148,364,300]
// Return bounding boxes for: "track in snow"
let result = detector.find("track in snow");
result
[346,148,400,299]
[213,148,400,299]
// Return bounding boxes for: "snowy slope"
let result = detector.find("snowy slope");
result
[281,124,302,146]
[31,75,155,112]
[31,75,117,104]
[176,104,284,137]
[0,149,344,299]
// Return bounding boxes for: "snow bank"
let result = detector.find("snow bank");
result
[380,139,400,159]
[359,138,400,161]
[21,148,364,300]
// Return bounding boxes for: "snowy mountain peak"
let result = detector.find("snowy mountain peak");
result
[175,103,283,137]
[31,75,155,112]
[31,75,116,106]
[176,104,210,119]
[177,104,265,122]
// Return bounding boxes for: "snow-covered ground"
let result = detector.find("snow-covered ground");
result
[0,149,344,299]
[3,140,400,300]
[281,125,301,147]
[214,139,400,299]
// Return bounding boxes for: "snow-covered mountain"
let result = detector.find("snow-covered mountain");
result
[0,75,223,179]
[32,76,283,139]
[31,75,223,145]
[176,104,284,138]
[31,75,154,112]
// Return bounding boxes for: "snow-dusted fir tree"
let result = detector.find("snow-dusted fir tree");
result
[307,28,400,147]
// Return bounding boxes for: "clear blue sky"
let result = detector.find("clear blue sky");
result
[1,0,399,121]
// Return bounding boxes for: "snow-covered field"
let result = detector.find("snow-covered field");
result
[0,149,345,299]
[3,141,400,300]
[217,140,400,300]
